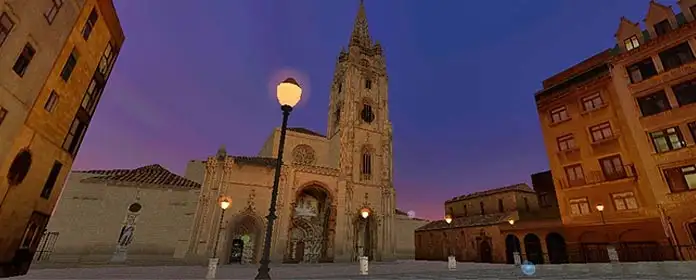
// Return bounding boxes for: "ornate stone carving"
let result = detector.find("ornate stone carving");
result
[292,144,316,165]
[241,189,257,214]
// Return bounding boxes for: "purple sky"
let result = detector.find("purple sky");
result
[72,0,674,220]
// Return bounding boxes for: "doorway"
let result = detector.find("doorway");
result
[294,241,305,262]
[524,234,544,264]
[229,239,244,264]
[479,240,493,263]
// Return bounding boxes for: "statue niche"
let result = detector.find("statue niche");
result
[285,185,333,263]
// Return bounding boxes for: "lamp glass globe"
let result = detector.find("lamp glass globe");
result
[277,78,302,107]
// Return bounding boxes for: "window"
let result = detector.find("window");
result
[659,42,695,71]
[589,122,613,142]
[463,204,468,216]
[627,58,658,83]
[569,197,591,216]
[582,93,604,111]
[13,44,36,77]
[690,122,696,142]
[62,117,88,156]
[60,49,78,81]
[40,161,63,199]
[480,201,485,215]
[498,199,504,212]
[44,0,64,24]
[20,223,38,249]
[7,149,32,186]
[564,164,585,186]
[664,164,696,192]
[649,127,685,153]
[365,79,372,89]
[0,107,7,127]
[361,104,374,123]
[637,91,671,116]
[334,108,341,126]
[338,83,342,93]
[98,43,115,77]
[0,12,14,47]
[672,78,696,106]
[44,91,59,112]
[539,193,551,207]
[654,20,672,36]
[624,36,640,51]
[524,197,530,212]
[612,192,638,211]
[82,8,99,40]
[557,134,576,151]
[550,106,569,123]
[81,78,105,116]
[599,155,626,181]
[361,150,371,180]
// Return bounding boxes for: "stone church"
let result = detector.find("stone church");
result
[184,1,398,264]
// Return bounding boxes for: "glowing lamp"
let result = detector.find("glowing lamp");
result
[277,78,302,107]
[360,208,370,219]
[595,204,604,212]
[219,197,231,210]
[444,214,452,224]
[508,219,515,225]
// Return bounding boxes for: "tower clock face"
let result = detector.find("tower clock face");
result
[361,105,374,123]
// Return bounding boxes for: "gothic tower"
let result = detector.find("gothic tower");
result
[328,0,396,261]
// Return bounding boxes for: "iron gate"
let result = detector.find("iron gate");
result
[33,231,58,263]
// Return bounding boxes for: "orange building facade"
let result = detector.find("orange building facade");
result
[0,0,124,276]
[536,0,696,262]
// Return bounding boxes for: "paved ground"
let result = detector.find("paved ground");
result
[15,260,696,279]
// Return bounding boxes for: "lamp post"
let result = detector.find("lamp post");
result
[595,203,617,263]
[255,78,302,280]
[508,219,521,266]
[444,214,456,271]
[359,208,370,275]
[207,197,231,279]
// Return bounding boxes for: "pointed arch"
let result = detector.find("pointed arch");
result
[360,145,373,180]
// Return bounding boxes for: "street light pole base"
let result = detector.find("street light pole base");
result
[206,258,219,279]
[255,259,271,280]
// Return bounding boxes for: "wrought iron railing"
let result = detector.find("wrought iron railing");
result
[558,164,637,189]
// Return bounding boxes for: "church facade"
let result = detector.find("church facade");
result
[185,2,398,264]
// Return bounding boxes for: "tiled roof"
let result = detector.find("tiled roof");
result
[230,156,277,168]
[78,164,201,189]
[446,183,534,203]
[415,213,512,232]
[288,127,325,138]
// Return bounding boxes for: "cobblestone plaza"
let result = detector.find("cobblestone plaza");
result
[15,260,696,279]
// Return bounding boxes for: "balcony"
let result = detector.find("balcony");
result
[558,164,637,189]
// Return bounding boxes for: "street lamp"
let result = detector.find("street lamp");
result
[207,196,231,279]
[444,214,456,270]
[508,218,520,266]
[361,208,370,219]
[359,208,371,275]
[595,204,605,224]
[255,78,302,280]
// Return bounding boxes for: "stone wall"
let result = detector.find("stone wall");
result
[393,215,428,259]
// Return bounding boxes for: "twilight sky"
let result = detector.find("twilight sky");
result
[72,0,675,220]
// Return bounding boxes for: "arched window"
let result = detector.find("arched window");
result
[334,107,341,126]
[361,149,372,180]
[480,201,485,215]
[361,104,374,123]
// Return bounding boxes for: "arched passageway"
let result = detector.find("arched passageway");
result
[478,239,493,263]
[505,234,522,264]
[545,232,568,264]
[524,234,544,264]
[227,214,264,264]
[578,231,610,263]
[286,184,336,263]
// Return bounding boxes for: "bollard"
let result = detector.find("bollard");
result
[359,256,369,275]
[447,255,456,271]
[513,252,521,266]
[606,246,619,263]
[206,258,219,279]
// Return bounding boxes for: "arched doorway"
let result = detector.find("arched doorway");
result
[285,184,335,263]
[354,212,377,261]
[227,214,263,264]
[505,234,521,264]
[478,239,493,263]
[524,234,544,264]
[578,231,609,263]
[545,232,568,264]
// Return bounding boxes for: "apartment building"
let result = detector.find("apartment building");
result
[0,0,124,276]
[536,0,696,262]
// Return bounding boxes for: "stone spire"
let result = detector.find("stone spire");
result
[349,0,372,48]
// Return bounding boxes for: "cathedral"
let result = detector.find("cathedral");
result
[185,1,397,264]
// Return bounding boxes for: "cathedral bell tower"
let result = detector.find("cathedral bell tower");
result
[328,0,393,187]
